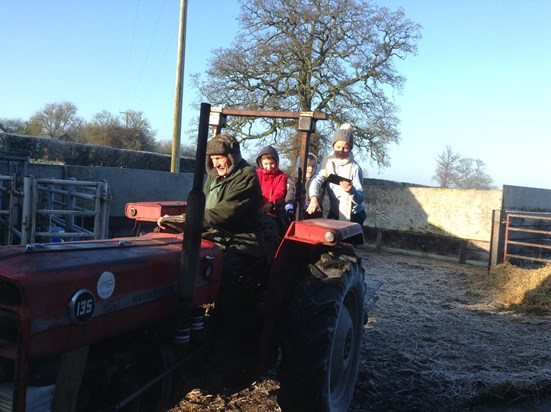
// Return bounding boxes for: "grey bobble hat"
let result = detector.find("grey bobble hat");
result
[331,123,353,149]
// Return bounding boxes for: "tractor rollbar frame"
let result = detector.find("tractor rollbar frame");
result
[208,108,327,221]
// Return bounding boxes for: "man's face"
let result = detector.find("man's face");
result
[210,155,231,177]
[333,141,351,159]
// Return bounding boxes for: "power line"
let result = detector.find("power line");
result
[120,0,142,112]
[130,0,168,106]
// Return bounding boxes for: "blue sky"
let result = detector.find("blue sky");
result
[1,1,550,190]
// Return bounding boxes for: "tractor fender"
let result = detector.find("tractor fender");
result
[282,218,364,247]
[256,219,364,373]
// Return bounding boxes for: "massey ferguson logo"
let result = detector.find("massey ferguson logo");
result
[69,289,96,325]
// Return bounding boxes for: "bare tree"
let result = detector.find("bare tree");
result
[91,110,121,129]
[28,101,84,138]
[433,145,461,188]
[192,0,421,166]
[0,118,28,134]
[81,111,123,147]
[155,140,196,157]
[433,146,495,189]
[118,110,157,151]
[82,110,157,151]
[456,158,495,189]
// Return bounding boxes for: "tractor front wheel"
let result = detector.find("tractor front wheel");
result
[278,252,366,412]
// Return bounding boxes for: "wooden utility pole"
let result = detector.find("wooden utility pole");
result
[171,0,188,173]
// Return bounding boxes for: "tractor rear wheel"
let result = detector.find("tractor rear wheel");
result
[278,252,366,412]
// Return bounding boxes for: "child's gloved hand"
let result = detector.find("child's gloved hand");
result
[286,208,295,222]
[262,202,276,213]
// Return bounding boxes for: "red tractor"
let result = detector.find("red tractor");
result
[0,104,378,412]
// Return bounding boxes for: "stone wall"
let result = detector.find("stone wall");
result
[7,132,550,265]
[365,186,503,242]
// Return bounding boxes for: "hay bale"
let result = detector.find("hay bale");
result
[477,263,551,314]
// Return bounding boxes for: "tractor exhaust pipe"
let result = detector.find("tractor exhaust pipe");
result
[178,103,210,308]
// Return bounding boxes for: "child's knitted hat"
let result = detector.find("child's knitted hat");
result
[331,123,353,149]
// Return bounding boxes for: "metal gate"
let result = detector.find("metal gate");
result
[0,175,111,245]
[500,211,551,265]
[0,174,17,245]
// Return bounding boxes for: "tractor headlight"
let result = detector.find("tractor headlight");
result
[324,231,336,243]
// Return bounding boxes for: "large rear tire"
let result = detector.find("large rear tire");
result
[278,251,366,412]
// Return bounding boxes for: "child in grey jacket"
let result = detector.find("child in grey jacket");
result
[307,124,366,225]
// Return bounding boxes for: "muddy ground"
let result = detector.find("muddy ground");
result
[168,248,551,411]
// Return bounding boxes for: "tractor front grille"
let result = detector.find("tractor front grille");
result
[0,281,21,306]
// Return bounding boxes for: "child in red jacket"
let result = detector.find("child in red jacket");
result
[255,145,287,216]
[256,145,288,249]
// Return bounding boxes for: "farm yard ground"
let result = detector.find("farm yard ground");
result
[169,248,551,412]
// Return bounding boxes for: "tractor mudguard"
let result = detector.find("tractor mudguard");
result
[283,218,364,247]
[256,218,366,374]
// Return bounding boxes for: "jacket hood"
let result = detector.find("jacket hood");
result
[295,153,318,174]
[256,145,279,168]
[205,134,242,176]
